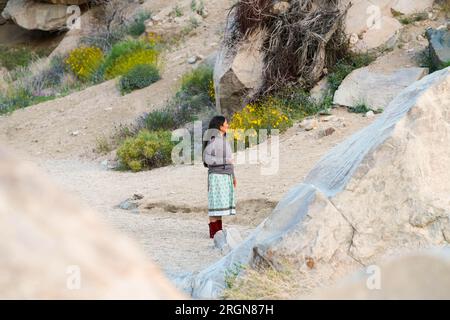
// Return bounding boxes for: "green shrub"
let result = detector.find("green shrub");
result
[328,53,375,94]
[170,5,183,17]
[397,12,428,25]
[144,109,177,131]
[347,103,371,114]
[274,88,322,121]
[127,11,151,37]
[119,64,160,94]
[180,65,213,96]
[164,66,215,125]
[0,46,49,71]
[103,39,160,79]
[117,130,175,171]
[95,136,112,154]
[0,87,55,115]
[229,99,292,147]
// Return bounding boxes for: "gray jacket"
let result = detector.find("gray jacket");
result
[203,134,235,177]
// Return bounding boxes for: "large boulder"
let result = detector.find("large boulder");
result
[333,66,428,109]
[176,67,450,298]
[426,27,450,70]
[213,8,265,117]
[1,0,74,31]
[0,148,185,299]
[343,0,403,52]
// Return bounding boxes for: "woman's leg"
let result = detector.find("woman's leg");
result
[209,216,222,223]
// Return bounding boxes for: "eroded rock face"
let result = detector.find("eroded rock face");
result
[333,66,429,109]
[177,67,450,299]
[0,148,184,299]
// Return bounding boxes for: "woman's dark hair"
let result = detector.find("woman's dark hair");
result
[202,115,227,167]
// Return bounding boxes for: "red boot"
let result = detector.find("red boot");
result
[209,220,222,239]
[217,219,223,232]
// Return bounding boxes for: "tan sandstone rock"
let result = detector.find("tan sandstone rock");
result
[0,148,185,299]
[2,0,72,31]
[333,66,428,109]
[179,68,450,299]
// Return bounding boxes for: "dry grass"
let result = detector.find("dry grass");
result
[222,261,312,300]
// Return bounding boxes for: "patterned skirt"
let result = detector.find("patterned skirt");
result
[208,173,236,217]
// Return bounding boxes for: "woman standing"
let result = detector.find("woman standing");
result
[202,115,237,239]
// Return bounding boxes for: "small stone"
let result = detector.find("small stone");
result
[71,131,79,136]
[214,230,227,249]
[365,110,375,118]
[305,257,315,269]
[132,194,144,200]
[187,56,198,64]
[319,109,332,116]
[318,127,336,138]
[152,15,162,22]
[349,33,359,45]
[117,199,139,211]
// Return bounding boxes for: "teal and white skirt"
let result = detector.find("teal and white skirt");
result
[208,173,236,217]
